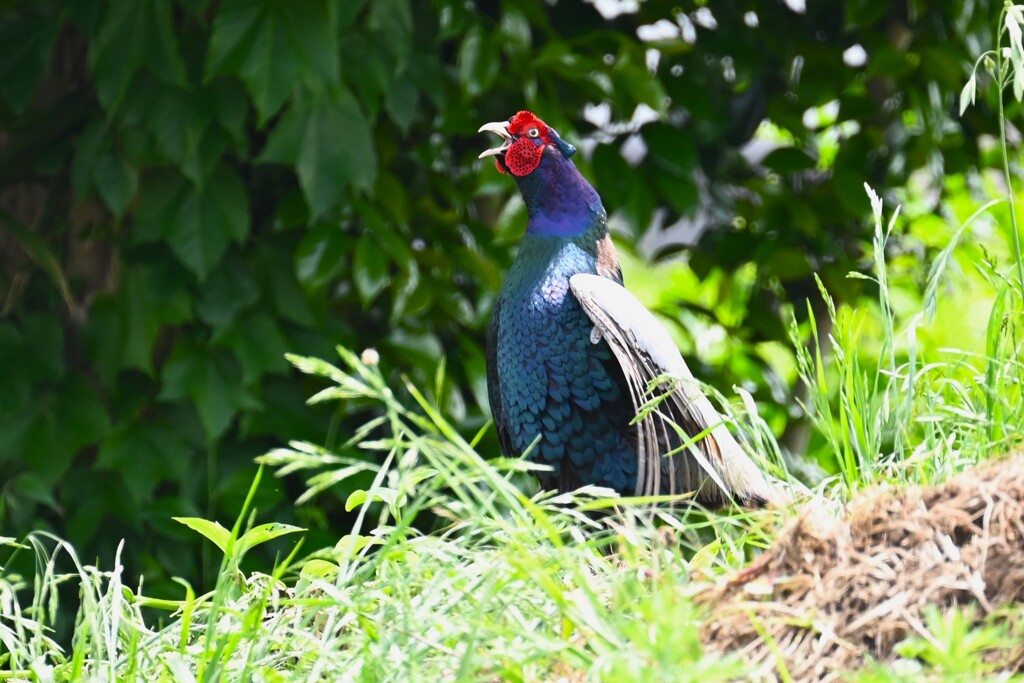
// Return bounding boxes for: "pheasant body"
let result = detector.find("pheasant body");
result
[489,225,638,493]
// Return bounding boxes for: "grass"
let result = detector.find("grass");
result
[2,218,1022,680]
[0,347,778,681]
[5,9,1024,682]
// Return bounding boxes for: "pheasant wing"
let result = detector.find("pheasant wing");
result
[569,273,777,506]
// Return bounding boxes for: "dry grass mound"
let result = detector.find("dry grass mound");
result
[700,454,1024,681]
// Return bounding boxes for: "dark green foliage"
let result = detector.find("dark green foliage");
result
[0,0,1000,596]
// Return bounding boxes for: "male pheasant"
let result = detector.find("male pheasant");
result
[480,111,779,507]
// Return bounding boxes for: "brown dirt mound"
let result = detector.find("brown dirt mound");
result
[700,454,1024,681]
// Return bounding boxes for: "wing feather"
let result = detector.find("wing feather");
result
[569,273,777,506]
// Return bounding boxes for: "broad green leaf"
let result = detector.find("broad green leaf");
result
[299,558,340,581]
[22,313,65,382]
[384,74,419,134]
[23,412,76,486]
[135,167,250,279]
[195,253,259,328]
[258,102,305,165]
[344,487,398,512]
[457,25,499,98]
[89,1,186,109]
[120,77,212,182]
[0,10,60,113]
[353,233,389,303]
[762,147,817,174]
[614,61,667,113]
[168,166,249,277]
[160,340,251,441]
[81,263,191,381]
[259,250,318,326]
[133,170,185,243]
[71,120,106,201]
[295,223,349,289]
[177,0,212,14]
[93,152,138,217]
[210,79,250,147]
[5,472,59,511]
[55,375,111,451]
[298,90,377,218]
[174,517,231,552]
[218,313,290,383]
[624,174,655,237]
[206,0,338,123]
[97,421,193,503]
[338,33,393,110]
[262,90,377,218]
[500,10,532,54]
[959,74,976,116]
[367,0,412,67]
[338,0,371,28]
[236,522,305,556]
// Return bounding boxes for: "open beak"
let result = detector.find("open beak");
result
[478,121,512,158]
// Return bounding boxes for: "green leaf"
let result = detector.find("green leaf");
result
[959,74,976,116]
[384,74,419,134]
[613,61,667,113]
[135,167,250,279]
[367,0,412,67]
[160,340,250,441]
[0,10,60,113]
[97,421,193,503]
[174,517,231,553]
[120,78,212,182]
[93,152,138,217]
[762,147,817,174]
[21,313,65,382]
[89,1,186,110]
[261,89,377,218]
[169,167,250,277]
[55,375,112,451]
[353,233,389,303]
[295,223,349,289]
[344,487,398,512]
[218,313,290,383]
[82,263,191,382]
[258,105,304,166]
[5,473,59,512]
[299,558,340,582]
[500,9,532,55]
[259,249,318,327]
[195,254,259,328]
[299,90,377,217]
[338,0,371,28]
[23,411,76,486]
[206,0,339,123]
[235,522,305,556]
[457,25,499,98]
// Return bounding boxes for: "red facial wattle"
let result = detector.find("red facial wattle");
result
[503,137,544,176]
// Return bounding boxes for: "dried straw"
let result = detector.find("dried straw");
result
[700,454,1024,681]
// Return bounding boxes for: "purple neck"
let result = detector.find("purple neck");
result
[512,150,605,237]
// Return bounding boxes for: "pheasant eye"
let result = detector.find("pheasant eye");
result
[527,128,540,138]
